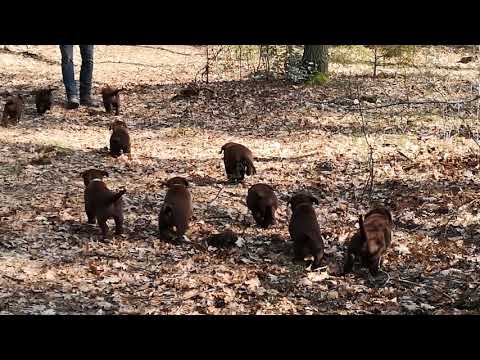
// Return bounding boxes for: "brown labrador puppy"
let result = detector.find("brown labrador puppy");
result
[343,206,393,276]
[81,169,126,239]
[220,142,256,183]
[288,192,324,270]
[101,85,123,115]
[247,183,278,228]
[109,120,131,157]
[2,95,24,126]
[35,88,55,114]
[206,229,238,248]
[158,177,193,243]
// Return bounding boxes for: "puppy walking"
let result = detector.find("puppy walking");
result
[220,142,256,183]
[158,177,193,243]
[288,193,324,270]
[35,88,55,115]
[343,206,393,276]
[101,86,123,115]
[2,95,24,126]
[81,169,126,239]
[246,183,278,228]
[109,120,131,157]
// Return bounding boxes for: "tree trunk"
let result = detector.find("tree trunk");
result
[302,45,329,74]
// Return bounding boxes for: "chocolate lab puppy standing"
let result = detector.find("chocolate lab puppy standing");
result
[343,206,393,276]
[35,88,55,115]
[2,95,24,126]
[158,177,193,243]
[247,183,278,228]
[109,120,131,157]
[101,86,123,115]
[288,193,324,269]
[81,169,126,239]
[220,142,256,183]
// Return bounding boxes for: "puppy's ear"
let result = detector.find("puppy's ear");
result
[309,195,319,205]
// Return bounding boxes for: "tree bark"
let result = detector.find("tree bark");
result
[302,45,329,74]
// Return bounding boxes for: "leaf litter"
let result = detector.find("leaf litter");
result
[0,45,480,314]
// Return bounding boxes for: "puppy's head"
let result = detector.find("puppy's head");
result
[109,120,128,131]
[288,192,319,211]
[165,177,189,188]
[81,169,109,187]
[102,86,122,96]
[101,85,113,95]
[37,88,55,96]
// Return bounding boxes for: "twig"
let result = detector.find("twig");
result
[396,149,412,161]
[357,84,374,201]
[350,95,480,111]
[1,274,24,283]
[466,124,480,151]
[208,186,224,205]
[96,61,170,69]
[394,277,454,302]
[318,95,480,111]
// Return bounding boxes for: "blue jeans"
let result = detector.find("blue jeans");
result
[59,45,94,100]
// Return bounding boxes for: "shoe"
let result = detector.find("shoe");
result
[80,97,101,108]
[65,97,80,110]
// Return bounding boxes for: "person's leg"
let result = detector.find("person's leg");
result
[79,45,95,104]
[59,45,79,108]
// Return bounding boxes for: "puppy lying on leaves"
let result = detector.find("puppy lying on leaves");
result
[81,169,126,239]
[288,192,324,270]
[2,94,24,126]
[101,85,123,115]
[158,177,193,243]
[109,120,131,158]
[35,88,55,114]
[205,229,238,248]
[247,183,278,228]
[220,142,256,183]
[343,206,393,276]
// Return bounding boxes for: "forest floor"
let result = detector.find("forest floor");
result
[1,45,480,314]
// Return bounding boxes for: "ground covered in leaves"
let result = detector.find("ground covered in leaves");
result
[1,45,480,314]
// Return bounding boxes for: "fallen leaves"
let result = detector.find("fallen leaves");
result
[0,45,479,315]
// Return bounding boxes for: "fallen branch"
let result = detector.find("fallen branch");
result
[394,277,454,303]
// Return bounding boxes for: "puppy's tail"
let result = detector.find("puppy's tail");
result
[108,189,126,205]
